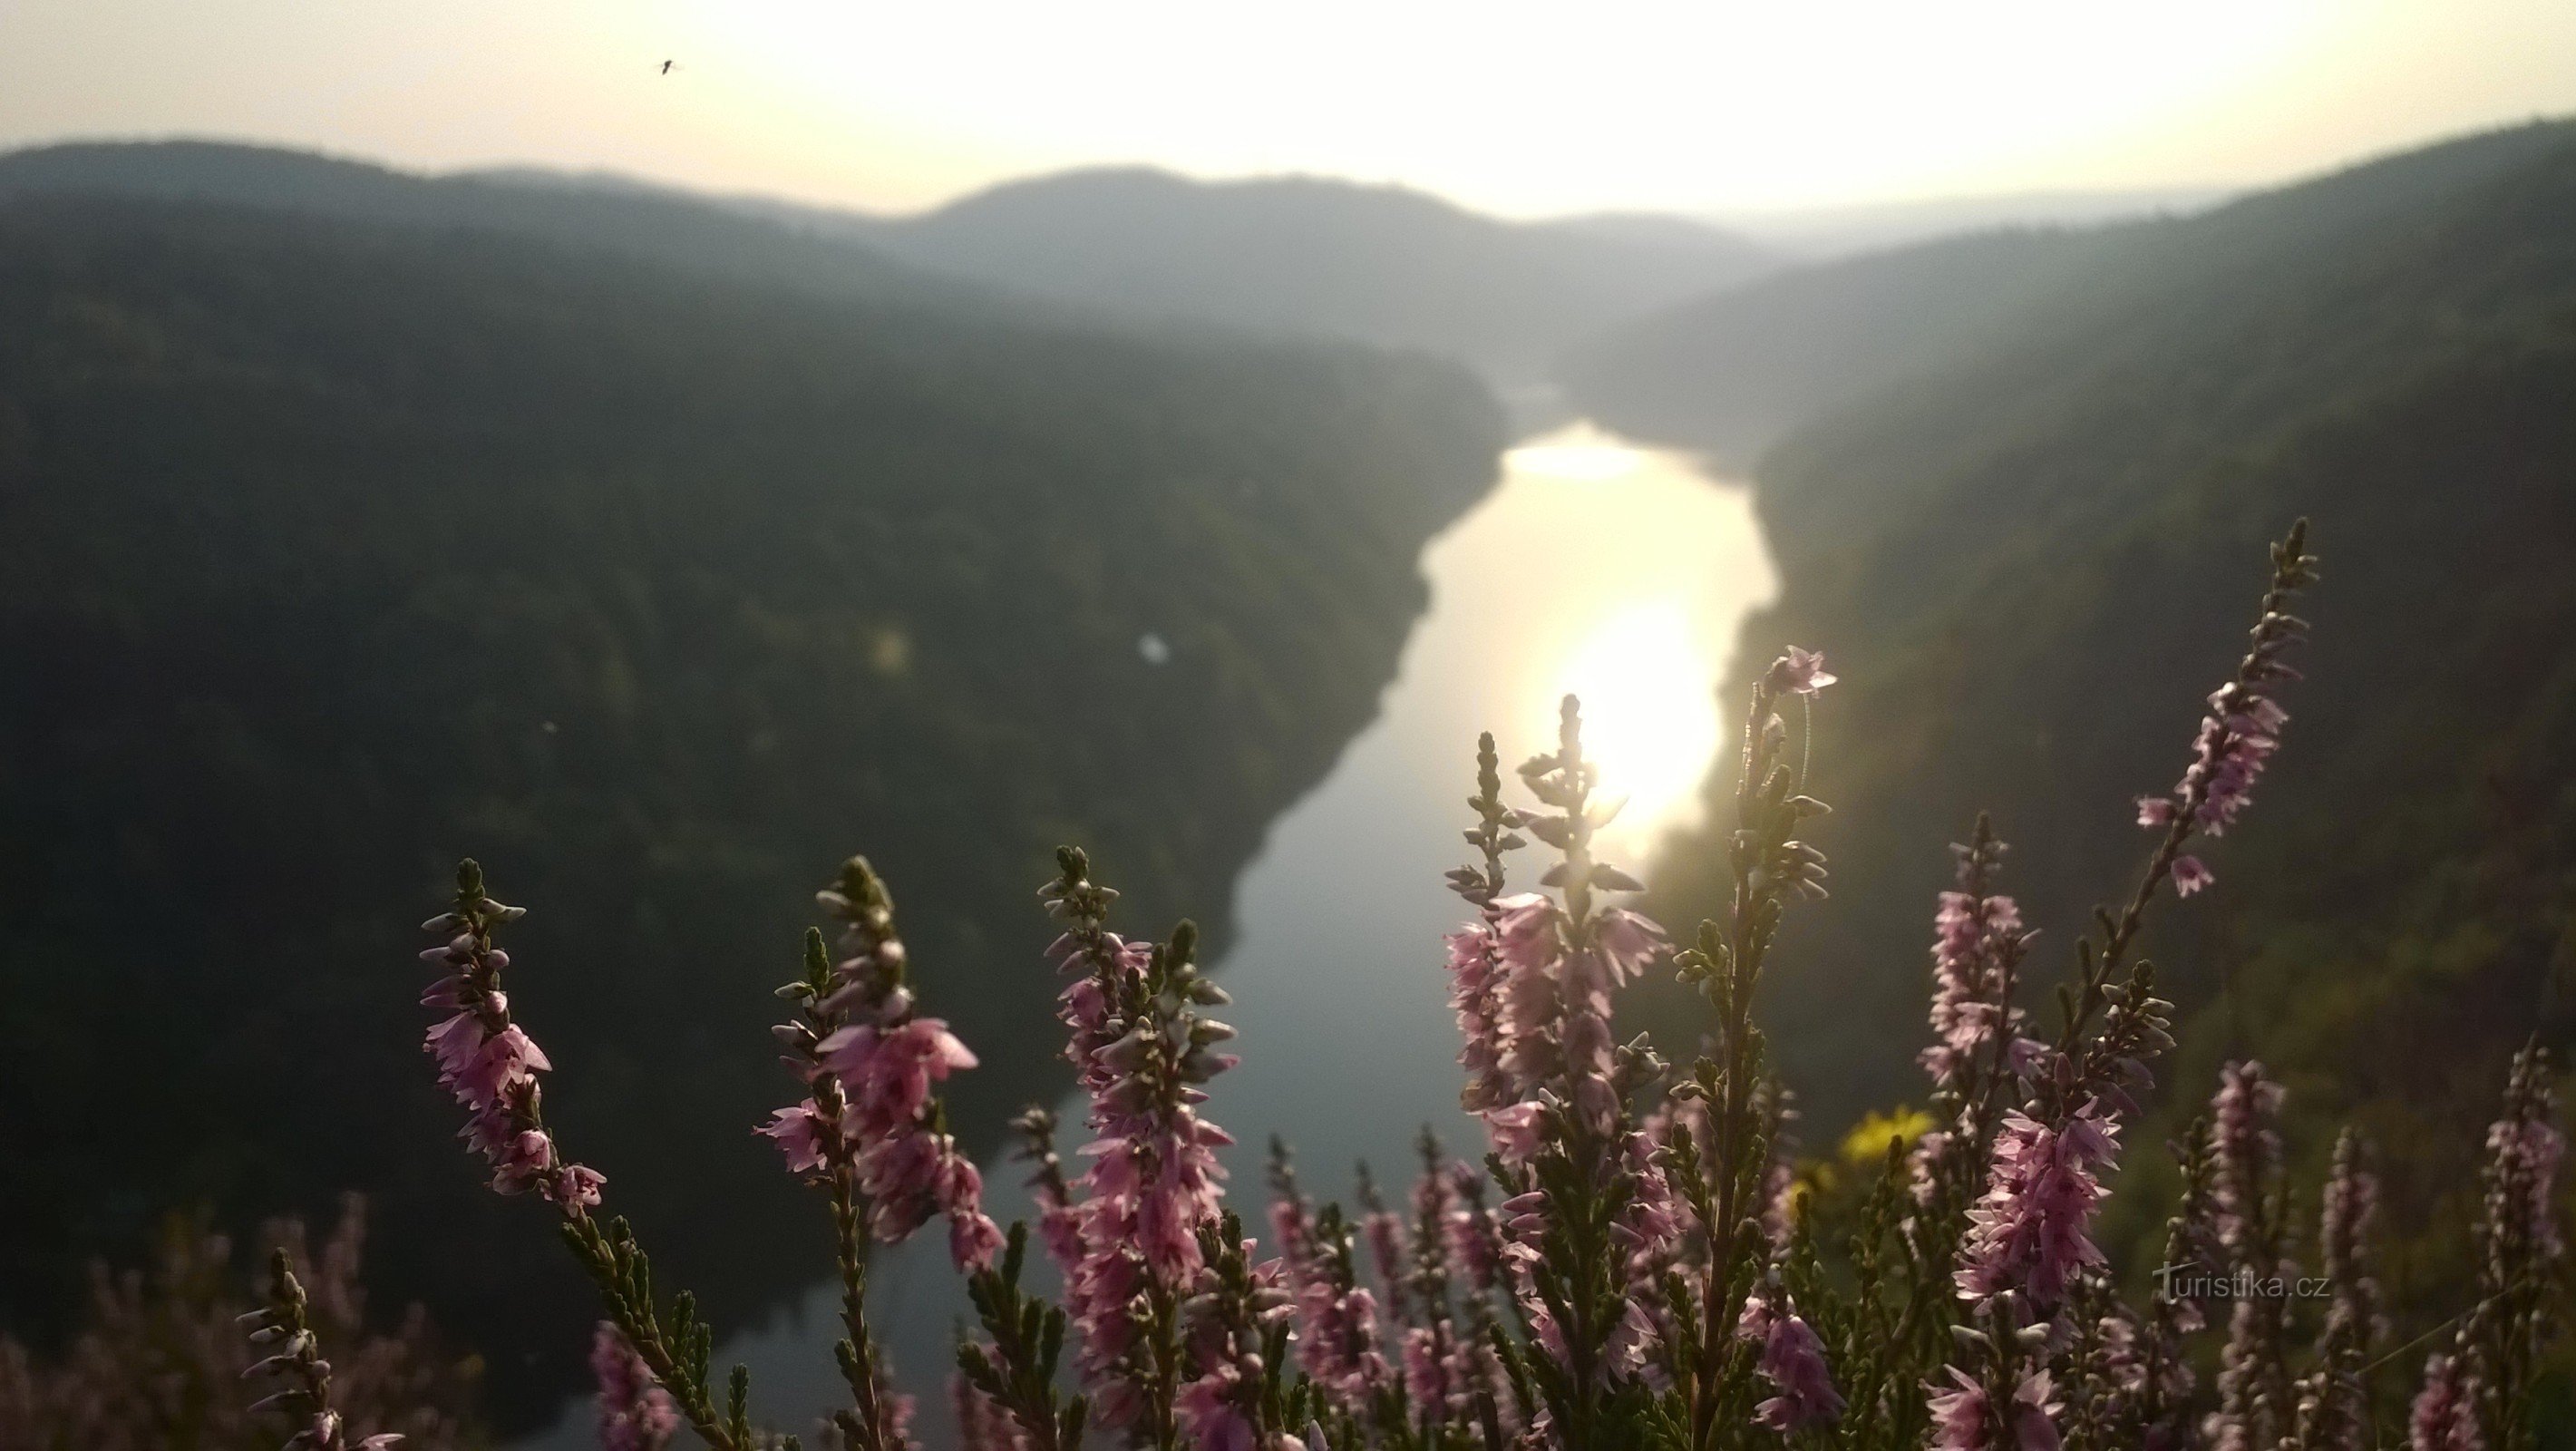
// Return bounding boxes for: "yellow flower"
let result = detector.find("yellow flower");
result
[1840,1106,1936,1168]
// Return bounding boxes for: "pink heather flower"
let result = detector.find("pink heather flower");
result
[949,1205,1006,1272]
[1740,1295,1844,1431]
[2136,795,2176,829]
[842,1128,999,1268]
[1444,920,1514,1110]
[1045,924,1152,1093]
[1361,1209,1406,1306]
[416,884,602,1208]
[1486,893,1569,1086]
[2318,1129,2385,1353]
[441,1024,548,1111]
[2172,855,2214,896]
[934,1152,1005,1271]
[2008,1371,2065,1451]
[1601,1298,1660,1382]
[590,1323,679,1451]
[1928,1368,2063,1451]
[1444,1193,1505,1292]
[858,1130,946,1222]
[1759,1159,1799,1252]
[548,1164,607,1208]
[2486,1096,2566,1263]
[1956,1104,2121,1310]
[2209,1061,2285,1253]
[1908,1125,1954,1206]
[1399,1321,1482,1421]
[1035,1193,1083,1278]
[1295,1275,1390,1408]
[2408,1353,2482,1451]
[1922,885,2039,1088]
[1592,908,1669,988]
[815,1018,977,1136]
[1483,1101,1545,1163]
[2180,696,2286,837]
[950,1370,1019,1451]
[424,1010,485,1081]
[1174,1367,1259,1451]
[754,1100,832,1175]
[487,1126,555,1196]
[1619,1132,1684,1271]
[1045,860,1244,1423]
[1274,1198,1392,1413]
[1269,1194,1315,1278]
[1927,1368,1991,1449]
[1766,647,1837,696]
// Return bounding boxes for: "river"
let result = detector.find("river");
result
[528,420,1775,1446]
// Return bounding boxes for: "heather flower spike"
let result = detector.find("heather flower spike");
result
[593,1324,680,1451]
[414,861,761,1451]
[238,1248,403,1451]
[2286,1127,2381,1451]
[2412,1040,2566,1450]
[1039,845,1242,1442]
[764,855,1003,1450]
[2202,1061,2294,1451]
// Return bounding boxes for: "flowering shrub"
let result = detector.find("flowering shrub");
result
[0,1198,479,1451]
[202,517,2557,1450]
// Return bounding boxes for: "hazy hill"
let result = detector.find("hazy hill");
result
[0,190,1502,1422]
[865,166,1780,386]
[1566,120,2576,469]
[5,144,1779,396]
[1709,185,2232,258]
[1626,119,2576,1301]
[0,140,977,311]
[1561,227,2109,467]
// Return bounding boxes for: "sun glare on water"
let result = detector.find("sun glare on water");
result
[1487,425,1748,865]
[1554,599,1720,858]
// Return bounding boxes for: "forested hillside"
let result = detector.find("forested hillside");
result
[1616,121,2576,1309]
[0,191,1503,1422]
[1565,120,2576,468]
[0,141,980,312]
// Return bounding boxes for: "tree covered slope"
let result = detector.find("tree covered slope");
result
[1565,120,2576,470]
[0,190,1503,1420]
[1624,122,2576,1291]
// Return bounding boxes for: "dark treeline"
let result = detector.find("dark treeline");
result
[1577,120,2576,1329]
[0,189,1503,1424]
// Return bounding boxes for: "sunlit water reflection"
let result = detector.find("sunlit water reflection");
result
[526,422,1774,1446]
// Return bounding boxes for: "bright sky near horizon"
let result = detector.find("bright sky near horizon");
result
[5,0,2573,220]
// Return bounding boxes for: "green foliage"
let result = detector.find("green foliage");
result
[0,190,1502,1423]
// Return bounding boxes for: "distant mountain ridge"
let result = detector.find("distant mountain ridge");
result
[861,165,1780,385]
[1,142,1782,392]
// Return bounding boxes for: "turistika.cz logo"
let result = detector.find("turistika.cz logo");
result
[2152,1260,2336,1303]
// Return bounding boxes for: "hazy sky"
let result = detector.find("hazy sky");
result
[6,1,2573,219]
